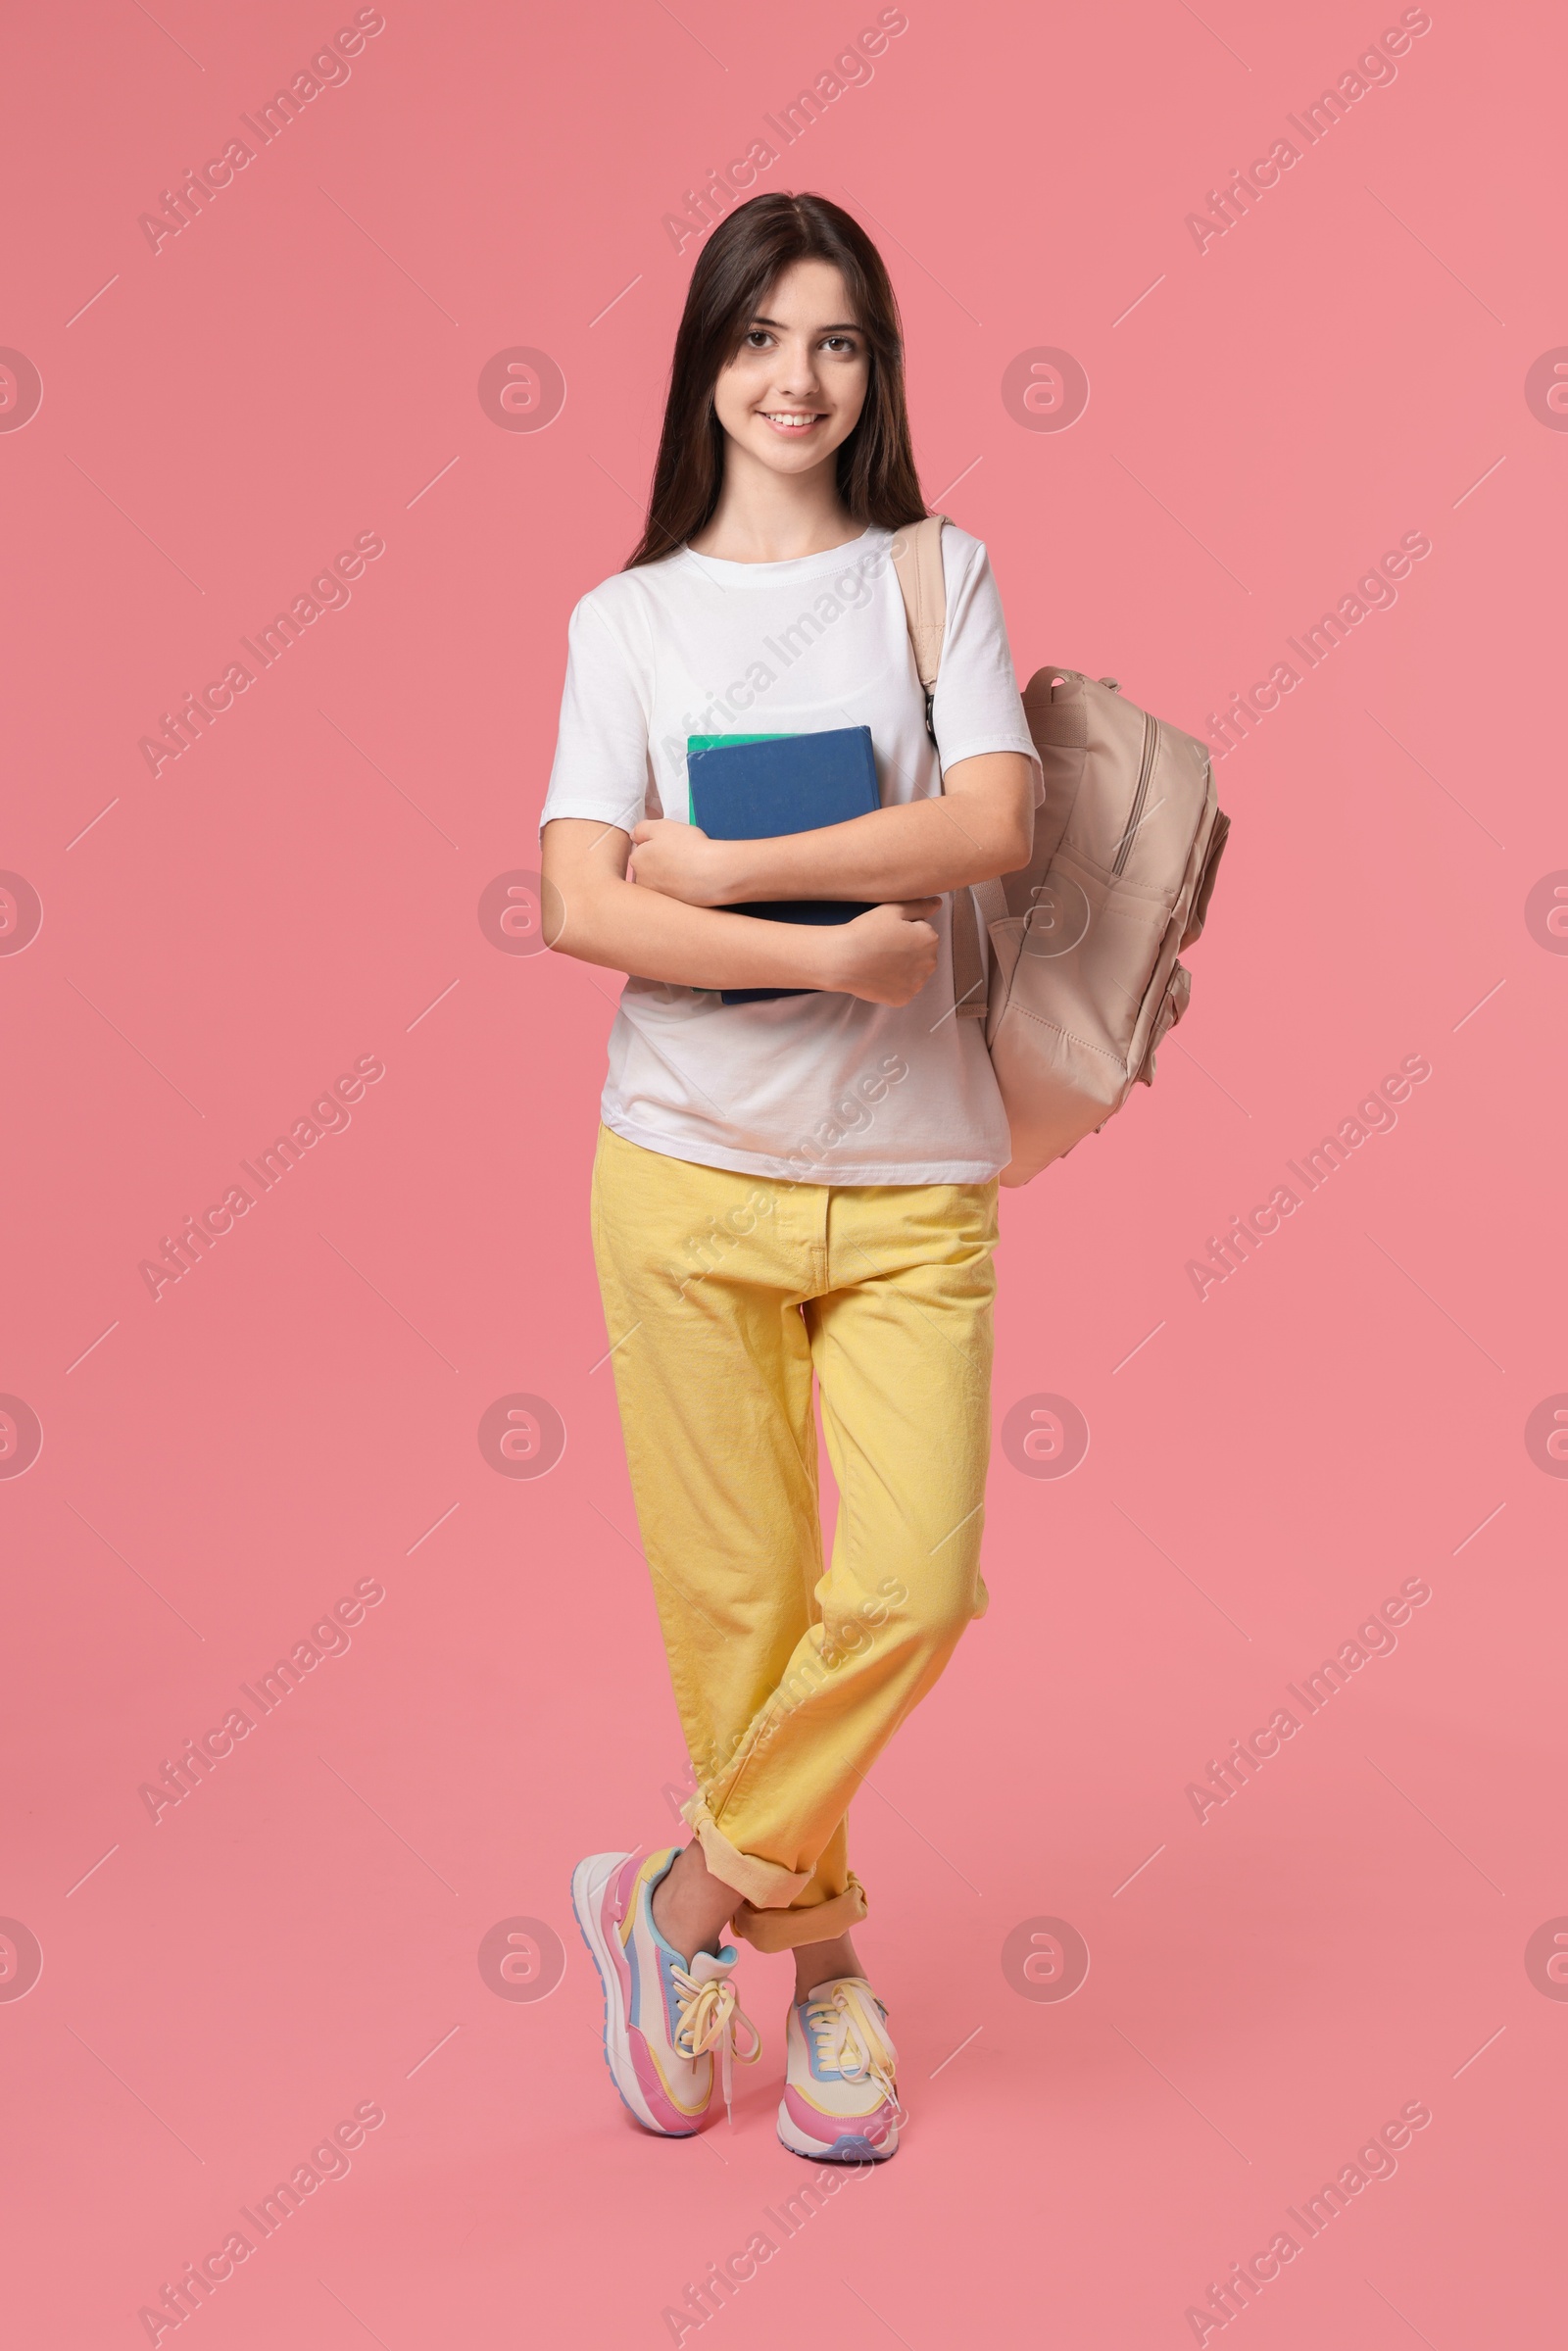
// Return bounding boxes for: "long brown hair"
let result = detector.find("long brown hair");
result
[625,192,927,569]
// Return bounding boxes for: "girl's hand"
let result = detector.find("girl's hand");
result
[628,819,734,906]
[823,901,941,1005]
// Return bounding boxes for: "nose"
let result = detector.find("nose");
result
[771,339,821,400]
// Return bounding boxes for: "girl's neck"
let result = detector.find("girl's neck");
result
[689,447,860,565]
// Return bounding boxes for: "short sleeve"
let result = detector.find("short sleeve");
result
[930,532,1044,806]
[539,594,653,836]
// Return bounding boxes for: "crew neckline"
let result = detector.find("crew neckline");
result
[679,523,884,587]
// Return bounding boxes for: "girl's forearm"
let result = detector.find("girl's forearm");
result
[706,771,1031,903]
[550,872,838,992]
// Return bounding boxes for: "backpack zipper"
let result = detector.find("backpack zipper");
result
[1112,711,1156,876]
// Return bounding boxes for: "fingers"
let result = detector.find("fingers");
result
[895,898,942,920]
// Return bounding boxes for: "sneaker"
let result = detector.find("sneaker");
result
[571,1846,760,2136]
[777,1975,902,2162]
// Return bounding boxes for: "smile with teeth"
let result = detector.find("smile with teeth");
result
[760,410,825,431]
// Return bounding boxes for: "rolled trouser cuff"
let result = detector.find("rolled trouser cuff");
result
[681,1796,811,1911]
[730,1874,868,1952]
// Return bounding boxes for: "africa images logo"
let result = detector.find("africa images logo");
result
[1184,11,1434,258]
[1185,1054,1431,1300]
[137,1054,386,1301]
[138,534,386,780]
[660,11,909,251]
[136,11,387,256]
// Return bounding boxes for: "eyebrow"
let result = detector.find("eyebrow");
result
[747,315,862,333]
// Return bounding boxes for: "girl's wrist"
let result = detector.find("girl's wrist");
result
[710,838,767,905]
[801,920,849,991]
[708,839,748,905]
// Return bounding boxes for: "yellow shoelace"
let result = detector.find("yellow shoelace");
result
[807,1981,902,2116]
[672,1970,761,2120]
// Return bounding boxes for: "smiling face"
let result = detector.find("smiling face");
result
[710,257,870,482]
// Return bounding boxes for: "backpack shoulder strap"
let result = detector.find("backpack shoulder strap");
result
[890,514,948,735]
[890,513,988,1020]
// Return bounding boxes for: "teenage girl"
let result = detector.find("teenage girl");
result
[543,191,1041,2161]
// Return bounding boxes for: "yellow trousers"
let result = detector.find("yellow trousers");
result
[590,1125,998,1952]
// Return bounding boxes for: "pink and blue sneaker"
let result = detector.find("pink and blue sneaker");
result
[778,1975,902,2162]
[571,1846,760,2136]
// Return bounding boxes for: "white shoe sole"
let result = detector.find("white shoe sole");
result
[570,1850,674,2137]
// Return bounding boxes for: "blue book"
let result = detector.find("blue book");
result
[686,727,879,1004]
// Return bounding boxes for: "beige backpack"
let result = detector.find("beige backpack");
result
[892,515,1230,1187]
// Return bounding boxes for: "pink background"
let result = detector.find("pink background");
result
[3,0,1565,2342]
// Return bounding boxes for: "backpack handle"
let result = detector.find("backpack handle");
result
[890,515,988,1020]
[890,514,948,730]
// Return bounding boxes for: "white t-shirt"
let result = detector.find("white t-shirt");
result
[540,520,1041,1185]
